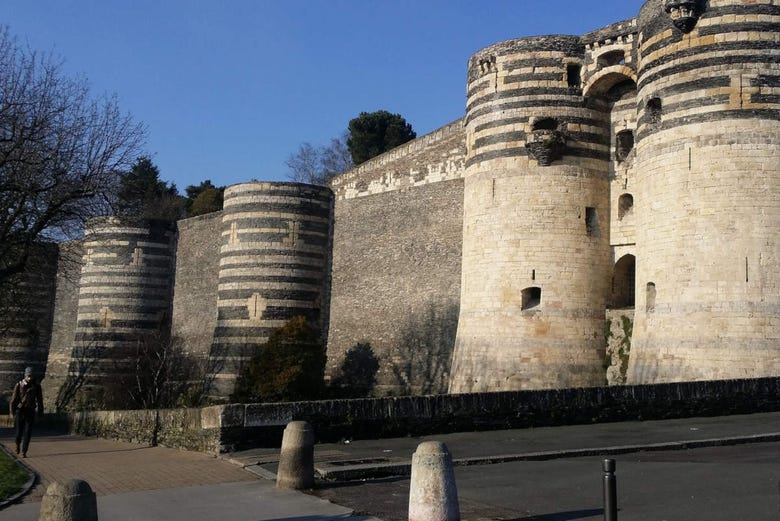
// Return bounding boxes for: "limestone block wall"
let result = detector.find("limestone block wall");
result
[581,18,638,94]
[449,35,613,393]
[330,119,465,201]
[608,85,639,250]
[71,218,177,396]
[628,0,780,383]
[170,212,222,359]
[580,22,641,310]
[327,180,463,396]
[208,182,333,397]
[326,123,466,396]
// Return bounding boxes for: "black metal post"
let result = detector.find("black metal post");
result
[603,459,617,521]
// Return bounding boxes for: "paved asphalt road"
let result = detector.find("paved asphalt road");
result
[311,442,780,521]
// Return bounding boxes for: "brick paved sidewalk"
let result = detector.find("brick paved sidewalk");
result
[0,428,255,502]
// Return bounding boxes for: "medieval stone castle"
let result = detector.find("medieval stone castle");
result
[2,0,778,408]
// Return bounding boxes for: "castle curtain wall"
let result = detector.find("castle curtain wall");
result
[327,121,465,395]
[170,212,222,362]
[41,241,83,411]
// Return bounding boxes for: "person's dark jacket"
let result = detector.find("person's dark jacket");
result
[10,379,44,415]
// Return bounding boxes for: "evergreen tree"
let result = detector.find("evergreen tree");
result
[184,180,224,216]
[347,110,416,165]
[116,157,183,221]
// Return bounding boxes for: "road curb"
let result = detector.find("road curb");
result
[315,432,780,481]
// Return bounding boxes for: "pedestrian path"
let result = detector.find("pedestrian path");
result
[0,430,254,503]
[0,428,377,521]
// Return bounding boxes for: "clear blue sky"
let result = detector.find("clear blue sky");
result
[5,1,642,190]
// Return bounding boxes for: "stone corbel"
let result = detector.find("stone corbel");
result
[663,0,705,33]
[525,128,567,167]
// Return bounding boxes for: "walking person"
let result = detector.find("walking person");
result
[9,366,44,458]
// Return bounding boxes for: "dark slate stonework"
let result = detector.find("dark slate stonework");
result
[0,243,60,410]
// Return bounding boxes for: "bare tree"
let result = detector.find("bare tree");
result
[285,142,321,185]
[285,132,353,186]
[0,26,146,283]
[103,331,208,411]
[320,133,353,179]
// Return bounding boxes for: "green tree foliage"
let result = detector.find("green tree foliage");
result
[184,180,224,217]
[231,316,326,403]
[0,26,145,283]
[347,110,416,165]
[116,156,183,221]
[330,343,379,398]
[188,188,223,217]
[285,132,353,186]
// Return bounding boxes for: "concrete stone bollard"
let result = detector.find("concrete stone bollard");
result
[276,420,315,490]
[38,479,98,521]
[408,441,460,521]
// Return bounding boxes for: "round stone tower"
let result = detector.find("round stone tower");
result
[209,182,333,397]
[628,0,780,382]
[71,218,176,400]
[449,36,612,393]
[0,244,58,401]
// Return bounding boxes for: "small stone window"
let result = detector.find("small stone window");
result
[522,287,542,310]
[566,64,582,88]
[618,194,634,220]
[615,130,634,162]
[646,98,662,127]
[533,118,559,131]
[586,207,601,237]
[598,50,626,67]
[646,282,656,313]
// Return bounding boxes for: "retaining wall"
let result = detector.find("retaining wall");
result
[63,376,780,453]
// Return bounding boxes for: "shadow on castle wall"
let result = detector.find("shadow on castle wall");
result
[389,300,459,396]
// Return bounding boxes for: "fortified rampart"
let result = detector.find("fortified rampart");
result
[327,119,466,395]
[0,0,777,408]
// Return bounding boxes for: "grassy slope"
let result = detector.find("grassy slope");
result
[0,450,30,501]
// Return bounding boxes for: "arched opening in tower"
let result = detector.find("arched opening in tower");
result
[618,193,634,220]
[610,254,636,309]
